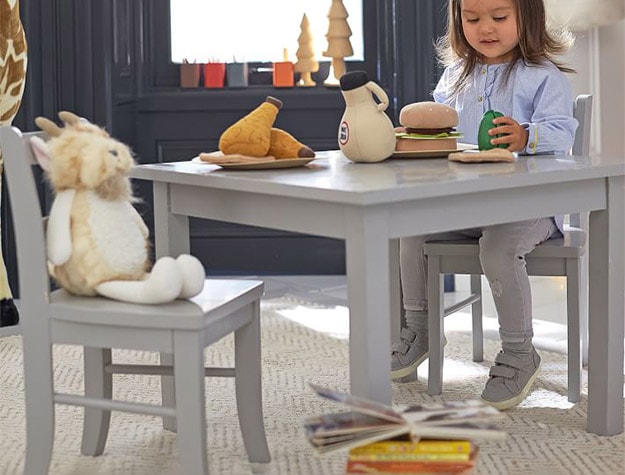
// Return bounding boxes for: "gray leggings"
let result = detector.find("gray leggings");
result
[399,218,559,343]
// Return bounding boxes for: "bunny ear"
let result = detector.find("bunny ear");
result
[58,111,85,127]
[30,136,52,171]
[34,117,62,137]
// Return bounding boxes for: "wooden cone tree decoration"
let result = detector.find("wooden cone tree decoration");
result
[294,14,319,87]
[323,0,353,86]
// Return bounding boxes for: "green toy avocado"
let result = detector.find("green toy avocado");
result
[478,110,507,150]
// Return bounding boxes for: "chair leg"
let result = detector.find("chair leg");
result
[160,352,177,431]
[470,275,484,362]
[173,331,208,475]
[581,304,589,368]
[427,256,444,396]
[566,260,582,403]
[81,347,113,455]
[234,301,271,463]
[394,259,417,383]
[22,331,54,475]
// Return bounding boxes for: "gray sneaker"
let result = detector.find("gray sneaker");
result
[391,328,446,380]
[481,347,541,410]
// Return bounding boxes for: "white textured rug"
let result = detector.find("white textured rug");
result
[1,299,624,475]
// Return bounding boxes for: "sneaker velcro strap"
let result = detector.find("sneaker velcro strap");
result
[395,341,410,355]
[399,328,418,344]
[489,365,516,379]
[494,352,524,369]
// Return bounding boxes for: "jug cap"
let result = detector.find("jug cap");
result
[340,71,369,91]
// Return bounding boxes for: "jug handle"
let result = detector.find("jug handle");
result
[365,81,390,112]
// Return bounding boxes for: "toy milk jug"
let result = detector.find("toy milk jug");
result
[338,71,396,163]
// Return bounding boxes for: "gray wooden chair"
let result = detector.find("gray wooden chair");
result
[1,125,271,474]
[423,95,592,403]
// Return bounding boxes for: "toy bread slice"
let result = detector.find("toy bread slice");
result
[448,148,516,163]
[218,96,283,157]
[269,128,315,159]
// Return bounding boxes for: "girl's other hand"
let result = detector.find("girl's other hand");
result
[489,116,529,152]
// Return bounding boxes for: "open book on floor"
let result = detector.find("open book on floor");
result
[305,383,506,453]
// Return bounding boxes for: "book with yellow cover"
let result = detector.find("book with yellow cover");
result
[351,439,473,455]
[346,445,478,474]
[349,439,473,461]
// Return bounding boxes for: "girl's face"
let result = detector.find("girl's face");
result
[460,0,519,64]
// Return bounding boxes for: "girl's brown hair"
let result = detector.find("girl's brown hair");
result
[436,0,574,96]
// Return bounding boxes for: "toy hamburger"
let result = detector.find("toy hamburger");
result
[395,102,462,152]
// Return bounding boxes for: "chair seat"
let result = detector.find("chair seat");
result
[424,227,585,260]
[49,279,263,330]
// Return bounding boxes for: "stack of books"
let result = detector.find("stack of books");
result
[304,383,506,474]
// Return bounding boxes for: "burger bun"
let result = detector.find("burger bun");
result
[399,101,458,129]
[395,102,460,152]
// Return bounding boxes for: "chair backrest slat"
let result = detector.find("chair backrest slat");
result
[572,94,592,156]
[1,127,50,308]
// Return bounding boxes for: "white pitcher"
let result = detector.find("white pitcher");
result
[338,71,396,163]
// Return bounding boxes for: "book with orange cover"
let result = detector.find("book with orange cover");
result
[345,457,475,474]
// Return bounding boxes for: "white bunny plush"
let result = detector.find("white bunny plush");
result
[30,111,205,304]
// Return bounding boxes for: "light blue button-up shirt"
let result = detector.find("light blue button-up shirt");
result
[433,60,578,155]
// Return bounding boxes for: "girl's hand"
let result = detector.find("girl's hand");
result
[489,116,529,152]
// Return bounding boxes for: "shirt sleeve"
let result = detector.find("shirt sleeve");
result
[520,68,578,155]
[433,67,453,104]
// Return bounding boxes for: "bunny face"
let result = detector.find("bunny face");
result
[33,112,136,201]
[46,130,135,200]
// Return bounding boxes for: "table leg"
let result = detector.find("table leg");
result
[345,209,392,404]
[153,182,190,259]
[153,182,191,431]
[587,175,625,436]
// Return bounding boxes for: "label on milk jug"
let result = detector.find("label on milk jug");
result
[339,121,350,146]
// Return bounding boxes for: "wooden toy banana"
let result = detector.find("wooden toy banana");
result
[219,96,283,156]
[269,127,315,159]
